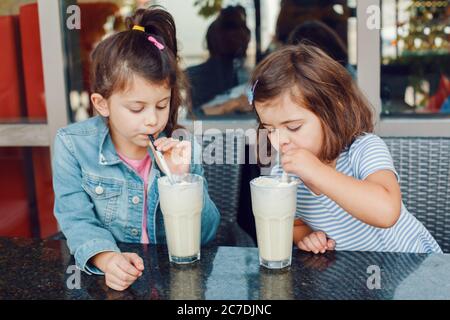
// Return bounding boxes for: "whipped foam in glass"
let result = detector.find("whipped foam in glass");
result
[252,176,298,187]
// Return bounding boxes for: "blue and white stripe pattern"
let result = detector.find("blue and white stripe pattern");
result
[272,133,442,254]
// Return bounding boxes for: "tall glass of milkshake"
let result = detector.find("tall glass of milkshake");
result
[158,174,203,264]
[250,175,299,269]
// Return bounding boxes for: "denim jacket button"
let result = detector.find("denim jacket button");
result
[95,186,104,195]
[132,196,140,205]
[131,228,139,236]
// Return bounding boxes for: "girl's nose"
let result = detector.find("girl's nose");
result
[278,128,291,151]
[144,109,158,127]
[268,128,289,152]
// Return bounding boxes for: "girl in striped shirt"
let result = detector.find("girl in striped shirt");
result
[249,44,442,254]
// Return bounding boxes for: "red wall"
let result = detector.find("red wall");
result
[0,3,57,238]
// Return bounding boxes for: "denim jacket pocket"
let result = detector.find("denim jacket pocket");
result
[81,171,124,227]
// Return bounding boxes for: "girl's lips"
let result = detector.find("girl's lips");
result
[139,133,156,138]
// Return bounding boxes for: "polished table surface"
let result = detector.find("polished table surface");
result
[1,237,450,300]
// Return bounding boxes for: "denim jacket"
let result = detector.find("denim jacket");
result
[52,116,220,275]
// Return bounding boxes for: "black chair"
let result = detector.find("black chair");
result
[201,131,255,247]
[383,136,450,253]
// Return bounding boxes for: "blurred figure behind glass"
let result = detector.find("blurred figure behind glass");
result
[287,20,356,79]
[186,5,251,115]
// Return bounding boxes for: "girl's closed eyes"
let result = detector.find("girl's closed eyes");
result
[156,103,169,110]
[128,106,144,113]
[263,123,302,134]
[128,105,168,113]
[125,101,145,113]
[287,124,302,132]
[126,100,169,113]
[154,96,171,110]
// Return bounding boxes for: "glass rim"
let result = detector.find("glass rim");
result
[158,173,203,185]
[250,175,300,188]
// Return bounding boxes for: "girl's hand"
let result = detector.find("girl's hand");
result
[92,252,144,291]
[297,231,336,254]
[153,137,191,175]
[281,148,324,185]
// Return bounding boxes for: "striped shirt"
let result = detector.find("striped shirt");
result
[272,133,442,254]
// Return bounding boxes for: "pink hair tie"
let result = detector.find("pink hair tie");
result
[147,36,164,50]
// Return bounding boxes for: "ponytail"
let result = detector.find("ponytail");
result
[125,7,179,59]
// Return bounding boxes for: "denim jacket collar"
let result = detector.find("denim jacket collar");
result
[98,120,122,166]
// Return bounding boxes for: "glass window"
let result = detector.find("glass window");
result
[61,0,357,120]
[0,1,57,238]
[0,0,48,124]
[264,0,357,67]
[62,0,134,123]
[381,0,450,117]
[157,0,256,118]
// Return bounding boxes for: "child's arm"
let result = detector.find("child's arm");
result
[312,167,401,228]
[293,219,313,244]
[293,219,336,254]
[282,138,401,229]
[53,131,121,274]
[53,132,144,290]
[91,252,144,291]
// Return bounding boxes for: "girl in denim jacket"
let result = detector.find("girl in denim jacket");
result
[52,7,220,291]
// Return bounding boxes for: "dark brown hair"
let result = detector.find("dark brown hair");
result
[206,5,250,59]
[90,6,188,135]
[251,44,374,164]
[287,20,349,67]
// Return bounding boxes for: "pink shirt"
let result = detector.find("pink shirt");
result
[117,151,152,244]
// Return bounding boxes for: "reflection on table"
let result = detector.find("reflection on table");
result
[1,237,450,300]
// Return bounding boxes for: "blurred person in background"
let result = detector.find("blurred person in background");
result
[287,20,356,79]
[186,5,251,116]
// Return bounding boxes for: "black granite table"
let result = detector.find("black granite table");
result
[1,237,449,300]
